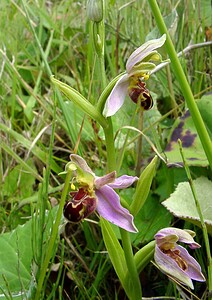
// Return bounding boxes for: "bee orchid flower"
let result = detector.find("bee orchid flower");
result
[63,154,138,233]
[154,227,205,289]
[103,34,166,117]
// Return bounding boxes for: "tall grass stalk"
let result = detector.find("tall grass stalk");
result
[148,0,212,171]
[178,140,212,298]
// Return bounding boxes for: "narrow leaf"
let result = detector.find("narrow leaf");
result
[123,241,155,294]
[130,156,158,215]
[100,219,128,289]
[51,76,108,128]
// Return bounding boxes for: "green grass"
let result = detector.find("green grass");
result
[0,0,211,299]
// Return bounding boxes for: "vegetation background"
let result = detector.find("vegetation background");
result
[0,0,211,299]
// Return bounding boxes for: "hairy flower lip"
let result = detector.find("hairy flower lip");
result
[154,227,205,289]
[65,154,138,232]
[103,35,166,117]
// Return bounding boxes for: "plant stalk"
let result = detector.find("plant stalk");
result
[178,140,212,297]
[148,0,212,171]
[95,4,142,298]
[120,229,142,300]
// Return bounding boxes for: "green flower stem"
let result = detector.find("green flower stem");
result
[120,229,142,300]
[34,169,73,300]
[95,20,107,89]
[93,4,142,298]
[95,8,116,172]
[103,118,116,172]
[124,241,155,289]
[148,0,212,171]
[103,102,142,300]
[135,110,144,176]
[178,140,212,296]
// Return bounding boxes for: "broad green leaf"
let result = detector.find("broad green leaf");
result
[199,0,212,26]
[162,177,212,234]
[130,156,158,216]
[164,110,209,166]
[0,206,58,300]
[0,221,32,300]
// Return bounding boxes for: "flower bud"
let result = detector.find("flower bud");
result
[86,0,103,23]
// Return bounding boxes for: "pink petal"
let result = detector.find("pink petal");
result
[176,245,205,282]
[95,171,116,189]
[155,227,201,249]
[70,154,94,174]
[126,34,166,73]
[95,185,138,232]
[154,245,194,289]
[103,74,129,117]
[109,175,138,189]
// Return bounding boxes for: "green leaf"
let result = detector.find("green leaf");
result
[2,159,36,198]
[24,96,36,122]
[0,205,58,300]
[162,177,212,234]
[123,241,155,294]
[146,9,178,41]
[134,241,155,274]
[0,221,32,299]
[50,76,108,128]
[130,156,158,216]
[100,219,130,295]
[165,110,209,167]
[133,194,172,245]
[196,95,212,138]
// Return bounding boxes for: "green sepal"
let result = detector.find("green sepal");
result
[142,51,162,62]
[50,76,108,128]
[131,61,156,74]
[130,156,158,216]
